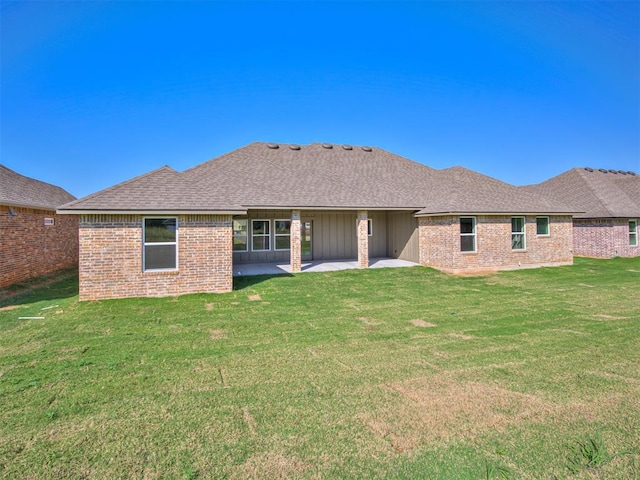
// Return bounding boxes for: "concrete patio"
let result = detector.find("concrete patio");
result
[233,257,419,276]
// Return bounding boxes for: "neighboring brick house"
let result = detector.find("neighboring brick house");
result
[58,142,576,300]
[1,165,79,287]
[525,168,639,258]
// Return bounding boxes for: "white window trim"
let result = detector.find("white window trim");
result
[251,219,271,252]
[512,216,526,250]
[274,219,292,251]
[460,216,477,253]
[233,218,248,252]
[630,219,638,247]
[143,217,178,272]
[536,216,550,237]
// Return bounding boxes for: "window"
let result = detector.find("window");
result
[460,217,476,252]
[630,220,638,246]
[233,219,248,251]
[536,217,550,236]
[251,220,270,251]
[143,218,177,271]
[355,218,373,236]
[512,217,526,250]
[274,219,291,250]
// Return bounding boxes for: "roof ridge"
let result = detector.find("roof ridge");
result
[0,163,74,196]
[59,165,178,209]
[182,142,264,175]
[575,168,628,217]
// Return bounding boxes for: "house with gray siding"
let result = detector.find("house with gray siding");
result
[525,167,639,258]
[59,142,576,300]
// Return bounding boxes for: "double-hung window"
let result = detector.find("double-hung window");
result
[274,220,291,250]
[143,218,177,271]
[511,217,526,250]
[630,220,638,246]
[233,219,248,251]
[536,217,550,236]
[252,220,270,251]
[460,217,476,252]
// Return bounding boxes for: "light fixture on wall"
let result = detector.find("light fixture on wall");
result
[8,206,17,216]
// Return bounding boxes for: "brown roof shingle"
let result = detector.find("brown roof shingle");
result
[524,168,640,218]
[0,164,76,210]
[60,142,575,215]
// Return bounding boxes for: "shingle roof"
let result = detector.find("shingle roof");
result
[0,164,76,210]
[523,168,640,218]
[59,142,574,215]
[416,166,572,215]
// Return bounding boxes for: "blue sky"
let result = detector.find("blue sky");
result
[2,1,639,198]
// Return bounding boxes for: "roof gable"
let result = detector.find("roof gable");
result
[0,164,76,210]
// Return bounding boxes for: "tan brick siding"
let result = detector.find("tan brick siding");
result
[418,215,573,273]
[79,214,232,300]
[573,218,639,258]
[0,205,78,287]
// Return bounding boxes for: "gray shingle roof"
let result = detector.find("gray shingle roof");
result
[59,142,575,215]
[0,164,76,210]
[523,168,640,218]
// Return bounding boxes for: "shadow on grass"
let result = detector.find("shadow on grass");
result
[0,268,78,308]
[233,273,293,290]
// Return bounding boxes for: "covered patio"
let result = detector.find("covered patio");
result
[233,257,419,277]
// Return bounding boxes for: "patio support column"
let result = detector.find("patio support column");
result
[290,210,301,273]
[357,210,369,268]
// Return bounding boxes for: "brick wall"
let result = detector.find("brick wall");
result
[573,218,639,258]
[418,215,573,273]
[0,205,78,287]
[79,214,233,301]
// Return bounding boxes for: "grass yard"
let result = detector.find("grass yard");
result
[1,258,639,479]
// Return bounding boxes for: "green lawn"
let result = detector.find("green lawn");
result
[1,258,639,479]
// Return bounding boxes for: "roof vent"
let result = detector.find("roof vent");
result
[342,144,353,150]
[584,167,593,172]
[618,170,627,175]
[361,146,372,152]
[598,168,607,173]
[608,169,618,174]
[289,144,301,150]
[628,171,637,176]
[267,143,279,149]
[321,143,333,149]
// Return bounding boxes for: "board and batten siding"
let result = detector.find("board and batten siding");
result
[233,209,389,263]
[386,211,419,262]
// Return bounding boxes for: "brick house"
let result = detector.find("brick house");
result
[1,165,79,287]
[58,142,575,300]
[525,168,639,258]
